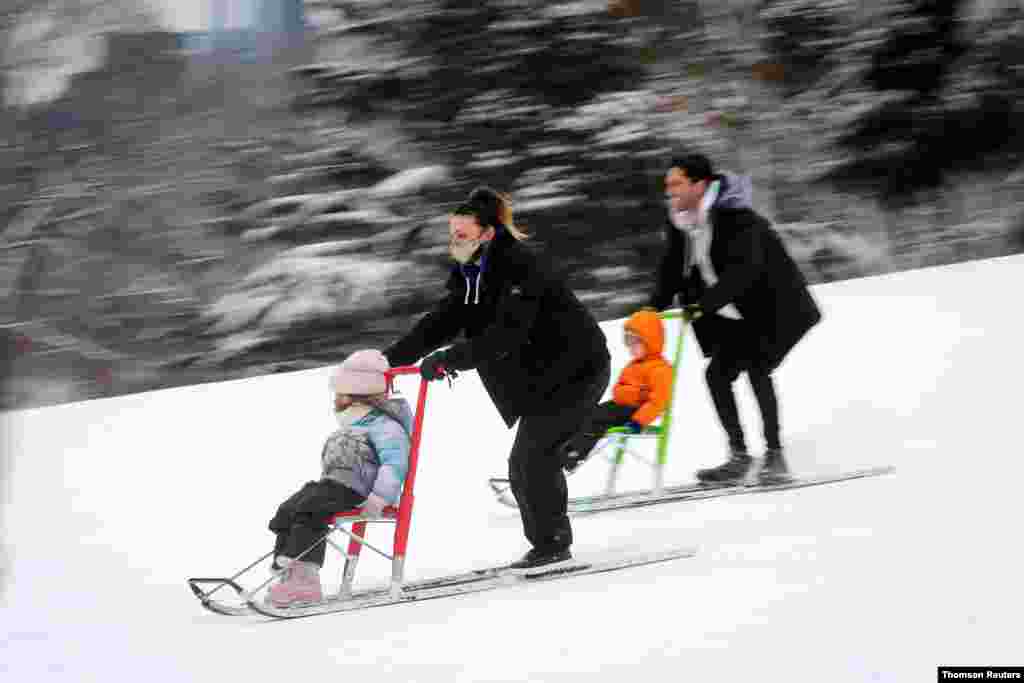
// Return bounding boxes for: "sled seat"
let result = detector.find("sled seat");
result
[329,505,399,523]
[606,423,663,437]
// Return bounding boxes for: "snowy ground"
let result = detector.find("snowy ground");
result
[3,255,1022,682]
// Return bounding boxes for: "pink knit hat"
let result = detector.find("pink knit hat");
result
[330,349,389,396]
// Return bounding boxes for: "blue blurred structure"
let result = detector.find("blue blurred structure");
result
[261,0,305,36]
[180,0,305,58]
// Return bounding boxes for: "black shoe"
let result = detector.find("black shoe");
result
[508,547,572,571]
[758,447,792,485]
[696,449,752,485]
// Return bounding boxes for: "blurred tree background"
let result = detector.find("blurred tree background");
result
[1,0,1023,409]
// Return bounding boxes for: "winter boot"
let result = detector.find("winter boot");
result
[508,547,572,571]
[696,448,752,485]
[266,560,323,607]
[758,447,792,485]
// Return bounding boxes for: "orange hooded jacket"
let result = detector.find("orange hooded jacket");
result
[612,310,674,426]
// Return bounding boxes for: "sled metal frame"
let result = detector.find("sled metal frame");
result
[600,309,689,495]
[188,366,430,613]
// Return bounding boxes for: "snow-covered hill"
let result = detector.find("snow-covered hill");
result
[3,255,1022,682]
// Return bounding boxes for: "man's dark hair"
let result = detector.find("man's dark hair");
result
[670,154,714,182]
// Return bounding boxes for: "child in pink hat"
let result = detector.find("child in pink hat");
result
[266,349,413,607]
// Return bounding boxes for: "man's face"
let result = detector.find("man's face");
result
[665,167,706,212]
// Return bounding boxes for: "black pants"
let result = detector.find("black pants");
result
[269,479,364,567]
[563,400,636,459]
[508,361,610,553]
[705,350,780,453]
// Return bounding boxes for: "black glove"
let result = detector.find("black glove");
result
[419,350,454,382]
[682,303,704,321]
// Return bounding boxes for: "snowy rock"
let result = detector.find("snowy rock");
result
[208,331,271,363]
[283,146,365,167]
[259,281,342,329]
[468,151,527,169]
[592,122,650,147]
[512,165,589,213]
[308,208,405,229]
[456,90,549,125]
[205,288,281,335]
[268,189,366,229]
[267,169,331,194]
[202,253,416,344]
[243,207,406,243]
[516,195,587,213]
[239,194,322,223]
[527,144,578,158]
[369,166,452,200]
[540,2,603,19]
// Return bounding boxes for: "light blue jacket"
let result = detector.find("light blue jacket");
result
[320,398,413,504]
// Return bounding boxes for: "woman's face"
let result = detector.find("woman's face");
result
[448,214,497,264]
[449,214,495,242]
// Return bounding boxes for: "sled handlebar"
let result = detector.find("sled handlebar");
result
[386,366,420,378]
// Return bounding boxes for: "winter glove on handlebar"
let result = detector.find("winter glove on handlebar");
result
[624,420,644,434]
[420,350,456,382]
[682,303,704,322]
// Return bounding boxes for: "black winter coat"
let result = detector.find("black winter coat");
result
[385,229,610,428]
[650,175,822,371]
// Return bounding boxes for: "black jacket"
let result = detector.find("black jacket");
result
[650,174,822,371]
[385,229,610,427]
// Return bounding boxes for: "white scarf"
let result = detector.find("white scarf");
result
[669,180,742,320]
[335,403,373,429]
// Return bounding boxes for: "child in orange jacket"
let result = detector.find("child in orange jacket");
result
[561,310,674,472]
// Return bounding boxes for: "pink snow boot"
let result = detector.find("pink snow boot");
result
[266,560,323,607]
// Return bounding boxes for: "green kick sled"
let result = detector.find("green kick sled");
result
[602,309,689,495]
[489,309,690,504]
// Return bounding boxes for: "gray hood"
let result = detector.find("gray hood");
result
[713,172,753,210]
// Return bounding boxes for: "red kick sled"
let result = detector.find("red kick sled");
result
[188,365,696,619]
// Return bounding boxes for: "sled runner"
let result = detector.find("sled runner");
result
[190,545,698,619]
[491,465,894,515]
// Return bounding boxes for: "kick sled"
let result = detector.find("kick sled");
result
[490,309,689,508]
[489,310,895,515]
[188,365,696,619]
